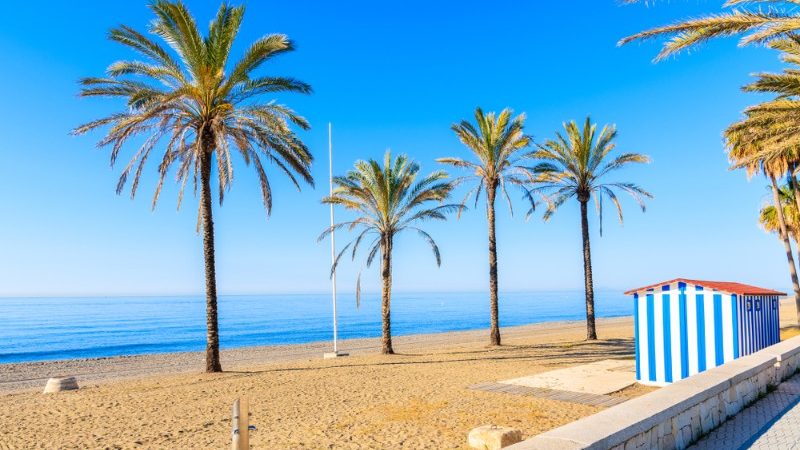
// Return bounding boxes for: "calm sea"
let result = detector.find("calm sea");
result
[0,291,631,364]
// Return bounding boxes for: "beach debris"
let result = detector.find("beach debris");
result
[467,425,522,450]
[43,376,79,393]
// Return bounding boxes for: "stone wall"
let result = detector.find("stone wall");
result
[506,335,800,450]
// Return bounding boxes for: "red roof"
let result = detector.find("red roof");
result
[624,278,786,296]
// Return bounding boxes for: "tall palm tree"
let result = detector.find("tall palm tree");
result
[722,37,800,318]
[321,151,459,354]
[619,0,800,61]
[533,117,651,340]
[726,105,800,320]
[73,1,313,372]
[437,108,535,347]
[621,1,800,322]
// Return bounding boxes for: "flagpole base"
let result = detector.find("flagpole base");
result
[323,351,349,359]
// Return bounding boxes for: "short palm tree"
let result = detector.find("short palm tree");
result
[321,151,460,354]
[760,180,800,316]
[533,117,651,340]
[438,108,535,347]
[72,1,313,372]
[619,0,800,61]
[761,183,800,243]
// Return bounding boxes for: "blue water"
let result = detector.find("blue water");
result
[0,291,631,364]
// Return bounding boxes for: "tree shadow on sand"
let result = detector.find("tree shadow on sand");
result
[220,338,635,378]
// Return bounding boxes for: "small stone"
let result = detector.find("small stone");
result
[467,425,522,450]
[43,376,79,393]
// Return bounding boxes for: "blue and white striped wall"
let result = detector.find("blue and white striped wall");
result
[632,282,780,386]
[738,294,781,357]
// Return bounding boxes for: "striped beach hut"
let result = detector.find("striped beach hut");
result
[624,278,784,386]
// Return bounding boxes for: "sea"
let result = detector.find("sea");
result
[0,290,631,364]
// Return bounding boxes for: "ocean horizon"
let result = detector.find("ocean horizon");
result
[0,290,632,364]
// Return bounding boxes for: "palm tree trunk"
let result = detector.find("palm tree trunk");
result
[199,143,222,373]
[781,174,800,325]
[380,233,394,355]
[486,184,501,346]
[579,198,597,340]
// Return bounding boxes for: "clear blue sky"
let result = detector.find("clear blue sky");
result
[0,1,789,297]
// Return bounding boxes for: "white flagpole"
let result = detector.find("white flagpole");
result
[325,122,345,358]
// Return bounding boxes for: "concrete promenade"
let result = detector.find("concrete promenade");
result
[507,333,800,450]
[691,375,800,450]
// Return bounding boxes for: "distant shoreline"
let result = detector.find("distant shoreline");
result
[0,316,633,393]
[0,312,635,365]
[0,288,632,300]
[0,291,635,364]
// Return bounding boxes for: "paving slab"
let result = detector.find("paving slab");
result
[468,382,628,407]
[500,359,636,395]
[690,375,800,450]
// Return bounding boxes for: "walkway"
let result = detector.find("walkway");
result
[691,374,800,449]
[469,359,636,407]
[500,359,636,394]
[469,381,628,407]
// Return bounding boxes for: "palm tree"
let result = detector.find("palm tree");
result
[723,37,800,317]
[724,114,800,311]
[760,183,800,243]
[533,117,651,340]
[619,0,800,61]
[73,1,313,372]
[760,180,800,316]
[437,108,535,347]
[321,151,460,354]
[621,1,800,322]
[762,175,800,309]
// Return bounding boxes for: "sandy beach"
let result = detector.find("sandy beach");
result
[0,300,796,449]
[6,1,800,448]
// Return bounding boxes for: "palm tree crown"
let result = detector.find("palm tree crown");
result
[321,151,460,354]
[619,0,800,62]
[725,36,800,172]
[323,151,459,299]
[533,118,651,233]
[439,108,535,214]
[72,0,313,372]
[761,183,800,242]
[73,1,313,212]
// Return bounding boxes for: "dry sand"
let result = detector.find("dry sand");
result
[0,300,796,449]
